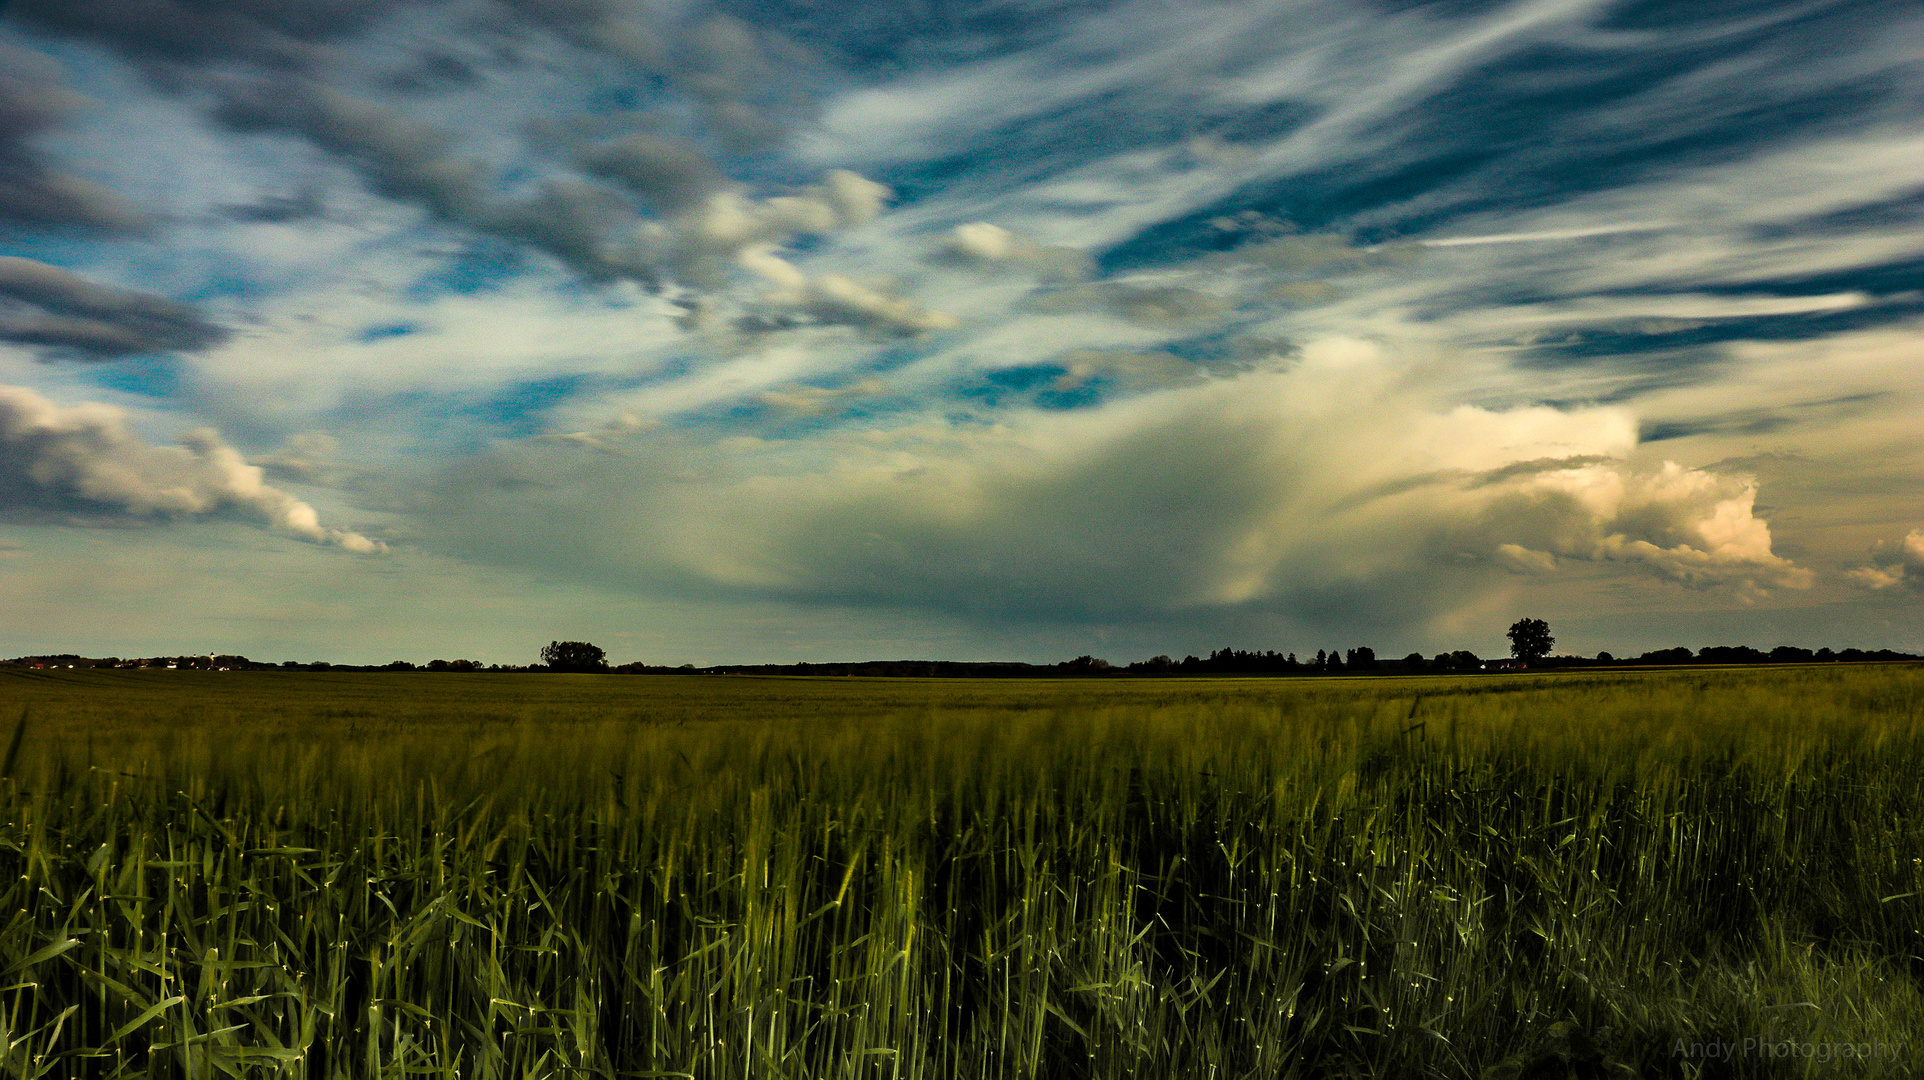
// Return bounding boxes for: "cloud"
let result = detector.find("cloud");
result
[212,82,503,237]
[255,431,354,486]
[965,232,1386,345]
[937,223,1092,281]
[421,343,1805,625]
[0,43,140,228]
[1025,281,1229,329]
[1,0,1913,662]
[523,6,818,151]
[1457,458,1810,593]
[0,384,382,552]
[942,222,1024,263]
[702,174,956,335]
[737,246,956,336]
[1850,529,1924,591]
[11,0,884,326]
[790,273,956,335]
[578,134,727,216]
[754,378,886,417]
[0,256,228,358]
[163,272,698,434]
[674,13,814,153]
[671,169,891,287]
[532,412,657,452]
[10,0,385,69]
[1044,349,1203,393]
[13,0,816,150]
[211,80,926,329]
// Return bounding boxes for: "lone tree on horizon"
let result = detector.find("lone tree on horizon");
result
[1507,618,1554,663]
[541,640,608,673]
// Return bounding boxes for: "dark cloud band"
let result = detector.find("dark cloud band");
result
[0,44,139,229]
[0,257,228,358]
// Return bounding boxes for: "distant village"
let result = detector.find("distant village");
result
[5,644,1919,677]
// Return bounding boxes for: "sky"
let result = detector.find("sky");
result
[0,0,1919,666]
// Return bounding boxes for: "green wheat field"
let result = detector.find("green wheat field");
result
[1,664,1921,1079]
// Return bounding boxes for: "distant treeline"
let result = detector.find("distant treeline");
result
[1058,644,1921,675]
[5,643,1920,676]
[690,645,1923,677]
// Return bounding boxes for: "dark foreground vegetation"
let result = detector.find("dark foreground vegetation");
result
[0,665,1920,1078]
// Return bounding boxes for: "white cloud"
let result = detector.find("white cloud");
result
[797,0,1284,167]
[1850,529,1924,590]
[182,271,687,429]
[672,170,891,283]
[1419,226,1669,247]
[938,222,1092,281]
[1470,459,1809,592]
[1391,131,1924,303]
[739,241,955,336]
[0,384,383,552]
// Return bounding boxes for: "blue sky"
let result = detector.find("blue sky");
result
[0,0,1919,665]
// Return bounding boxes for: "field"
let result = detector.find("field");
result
[0,665,1921,1079]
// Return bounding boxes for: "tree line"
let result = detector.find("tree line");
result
[8,626,1919,677]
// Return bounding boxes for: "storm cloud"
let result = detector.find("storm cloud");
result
[422,344,1807,629]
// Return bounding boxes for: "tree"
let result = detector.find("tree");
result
[1506,618,1554,662]
[1636,647,1693,665]
[541,640,608,673]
